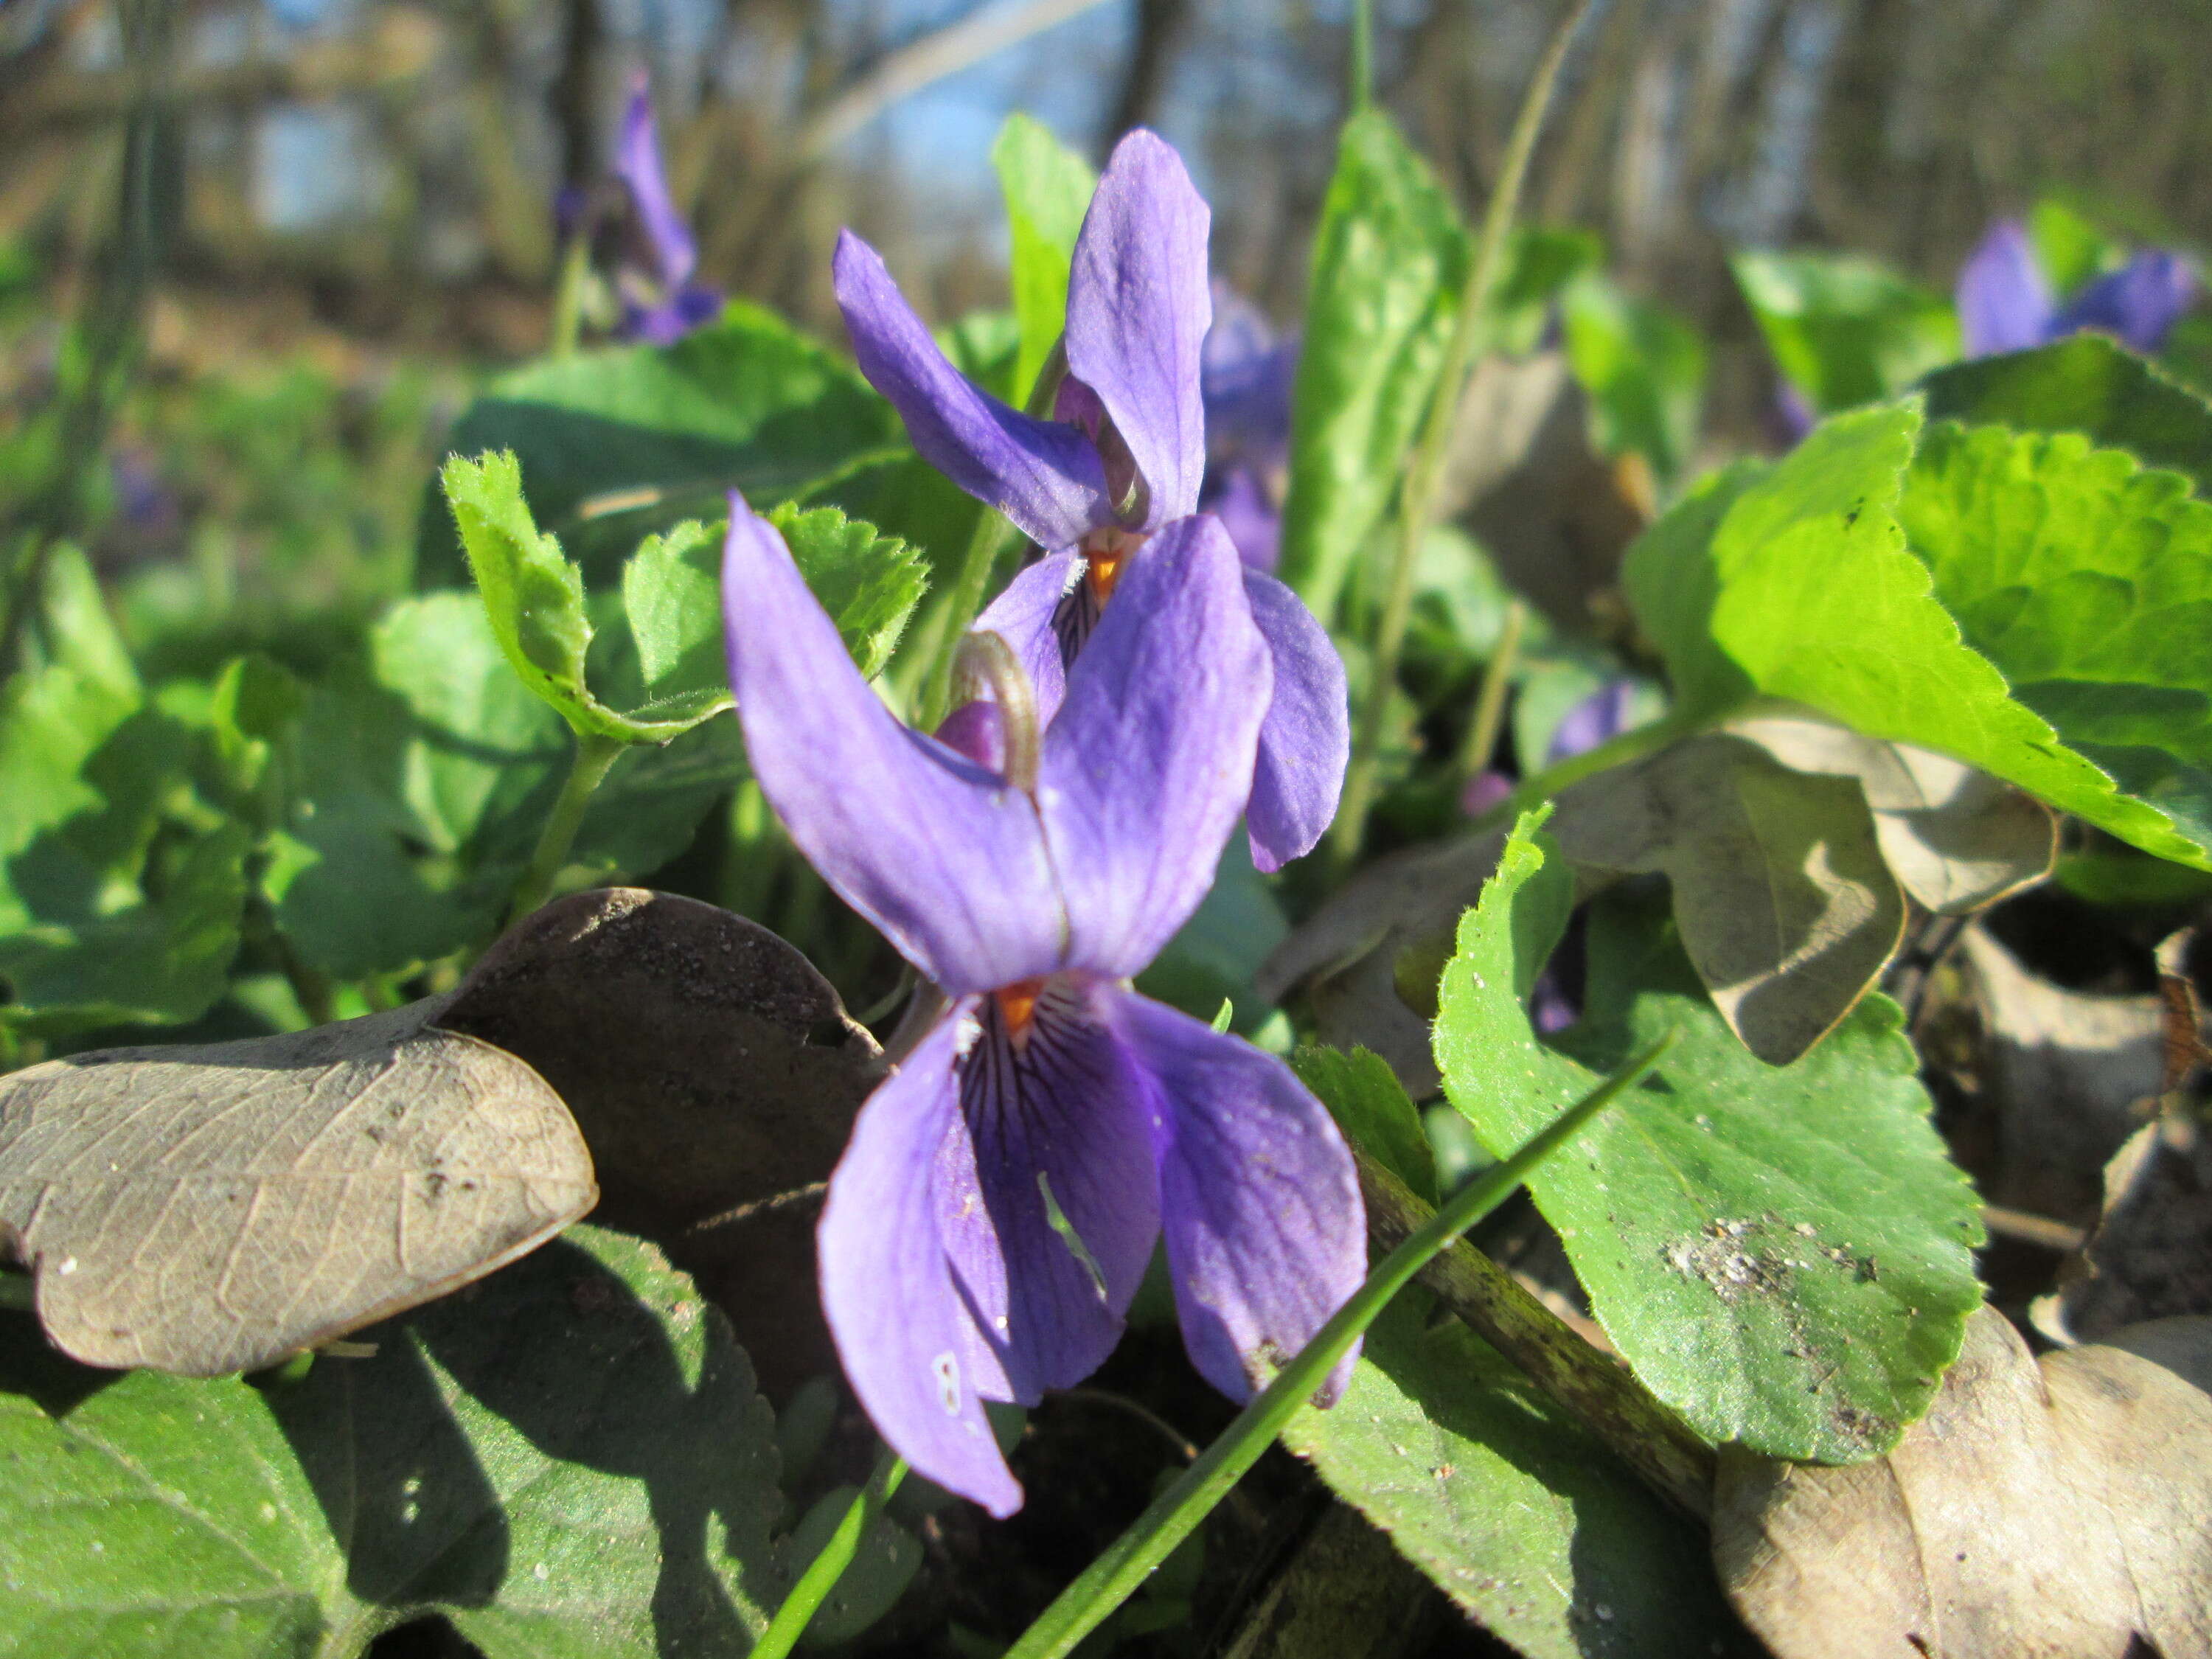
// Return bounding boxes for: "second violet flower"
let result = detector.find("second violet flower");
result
[829,130,1346,874]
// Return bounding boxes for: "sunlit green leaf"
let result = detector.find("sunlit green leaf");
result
[1278,111,1471,621]
[992,114,1096,405]
[1732,251,1958,413]
[1432,818,1983,1461]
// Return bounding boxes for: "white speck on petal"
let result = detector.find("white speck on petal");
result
[58,1258,77,1276]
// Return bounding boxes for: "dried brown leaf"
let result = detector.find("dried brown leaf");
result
[0,1001,594,1375]
[1548,732,1907,1065]
[435,887,885,1393]
[1730,711,2056,914]
[1714,1306,2212,1659]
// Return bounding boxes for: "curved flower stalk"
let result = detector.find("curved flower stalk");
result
[830,130,1346,872]
[1956,220,2196,358]
[1198,285,1299,574]
[608,76,723,345]
[721,497,1365,1517]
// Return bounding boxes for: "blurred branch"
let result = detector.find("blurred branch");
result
[794,0,1119,161]
[0,9,439,133]
[1102,0,1191,149]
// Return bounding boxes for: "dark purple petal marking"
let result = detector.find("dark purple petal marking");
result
[1955,220,2054,358]
[1064,131,1211,529]
[834,231,1111,552]
[818,1008,1023,1517]
[1106,987,1366,1406]
[1240,568,1347,872]
[1039,517,1270,977]
[936,978,1161,1404]
[721,495,1065,993]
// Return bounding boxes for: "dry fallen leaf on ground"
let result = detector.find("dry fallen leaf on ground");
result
[2053,1116,2212,1343]
[1713,1304,2212,1659]
[1956,925,2166,1220]
[0,1000,595,1374]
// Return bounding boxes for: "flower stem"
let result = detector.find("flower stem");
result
[1453,598,1527,784]
[919,504,1015,731]
[549,232,592,359]
[505,731,623,925]
[754,1448,909,1659]
[1330,0,1593,863]
[1000,1029,1677,1659]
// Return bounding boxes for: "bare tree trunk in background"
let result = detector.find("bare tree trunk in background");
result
[1102,0,1190,151]
[552,0,603,194]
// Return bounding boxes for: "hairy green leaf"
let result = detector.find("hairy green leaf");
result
[1284,1298,1745,1659]
[1433,819,1984,1461]
[1900,422,2212,852]
[1920,333,2212,497]
[1625,401,2212,867]
[417,303,900,583]
[1277,111,1470,621]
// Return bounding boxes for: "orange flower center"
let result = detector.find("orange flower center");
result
[994,978,1047,1044]
[1080,527,1148,608]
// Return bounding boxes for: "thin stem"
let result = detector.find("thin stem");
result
[1349,0,1374,114]
[549,232,591,358]
[1453,599,1527,783]
[504,731,624,925]
[1470,708,1698,832]
[1354,1150,1715,1519]
[754,1449,909,1659]
[1331,0,1593,862]
[919,504,1014,734]
[1001,1030,1677,1659]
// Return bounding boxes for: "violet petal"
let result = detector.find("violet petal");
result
[721,495,1065,993]
[1040,516,1270,977]
[1204,465,1284,574]
[1956,221,2054,358]
[615,76,697,290]
[973,551,1084,730]
[818,1008,1024,1517]
[936,978,1162,1404]
[1240,568,1348,872]
[1107,987,1366,1405]
[2053,250,2198,355]
[1063,131,1211,529]
[835,232,1110,552]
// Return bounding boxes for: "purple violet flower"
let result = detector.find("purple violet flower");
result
[831,130,1346,873]
[721,495,1365,1517]
[1956,219,2197,359]
[1198,285,1298,574]
[610,74,723,346]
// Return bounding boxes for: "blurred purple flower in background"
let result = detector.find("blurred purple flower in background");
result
[1956,220,2197,358]
[608,76,722,345]
[833,130,1346,871]
[1197,286,1298,574]
[721,495,1363,1516]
